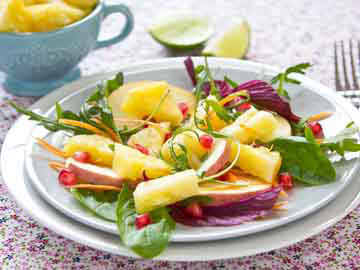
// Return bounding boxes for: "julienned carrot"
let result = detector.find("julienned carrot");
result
[91,118,121,143]
[279,190,289,198]
[307,112,333,122]
[67,184,122,191]
[48,161,65,171]
[36,138,69,158]
[273,201,288,210]
[58,119,109,138]
[218,171,242,182]
[218,91,247,106]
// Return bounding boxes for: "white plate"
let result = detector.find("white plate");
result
[2,58,360,260]
[22,58,360,242]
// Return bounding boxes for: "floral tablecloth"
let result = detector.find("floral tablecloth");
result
[1,0,360,269]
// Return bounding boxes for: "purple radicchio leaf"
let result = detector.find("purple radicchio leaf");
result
[171,186,281,227]
[231,80,301,123]
[184,57,197,86]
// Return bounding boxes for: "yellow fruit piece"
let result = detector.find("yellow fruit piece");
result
[0,0,33,32]
[121,81,183,127]
[266,115,292,141]
[26,2,85,32]
[63,135,114,167]
[23,0,50,5]
[134,169,200,213]
[242,110,278,142]
[161,130,207,169]
[62,0,98,9]
[112,143,171,182]
[127,127,164,156]
[231,143,281,184]
[109,81,196,129]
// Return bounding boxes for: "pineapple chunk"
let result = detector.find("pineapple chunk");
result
[221,108,278,143]
[161,130,207,169]
[62,0,98,9]
[134,169,200,213]
[231,143,281,184]
[127,127,164,156]
[63,135,114,167]
[112,143,171,182]
[267,115,292,141]
[23,0,50,5]
[120,81,183,126]
[109,81,195,129]
[1,0,33,32]
[26,2,85,32]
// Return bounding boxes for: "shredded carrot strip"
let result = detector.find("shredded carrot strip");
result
[279,190,288,198]
[58,119,109,138]
[36,138,69,158]
[273,201,288,210]
[307,112,333,122]
[48,161,65,171]
[66,184,121,191]
[91,118,121,143]
[218,91,247,106]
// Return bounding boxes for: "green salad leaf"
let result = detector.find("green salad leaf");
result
[321,123,360,156]
[116,184,175,259]
[270,135,336,185]
[71,189,119,221]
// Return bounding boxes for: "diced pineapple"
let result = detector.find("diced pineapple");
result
[134,169,200,213]
[26,2,85,32]
[120,81,183,126]
[62,0,98,9]
[127,127,164,156]
[109,81,195,129]
[2,0,33,32]
[230,143,281,184]
[63,135,114,167]
[112,143,171,182]
[23,0,50,5]
[266,115,292,141]
[161,130,207,169]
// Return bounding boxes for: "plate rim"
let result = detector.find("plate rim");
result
[2,57,360,260]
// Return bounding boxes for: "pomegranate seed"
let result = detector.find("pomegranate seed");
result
[185,202,203,218]
[237,102,251,111]
[177,102,189,118]
[164,132,172,142]
[73,152,91,163]
[133,144,149,155]
[308,122,323,138]
[135,213,152,229]
[58,169,77,186]
[144,124,149,128]
[279,172,293,190]
[199,134,214,149]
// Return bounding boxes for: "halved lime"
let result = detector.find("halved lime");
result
[202,19,251,58]
[148,13,214,49]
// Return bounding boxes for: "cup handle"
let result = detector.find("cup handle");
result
[96,3,134,49]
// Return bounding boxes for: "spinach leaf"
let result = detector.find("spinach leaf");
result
[321,124,360,156]
[270,136,336,185]
[71,189,119,221]
[116,184,175,259]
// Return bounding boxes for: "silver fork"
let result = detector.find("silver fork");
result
[334,40,360,108]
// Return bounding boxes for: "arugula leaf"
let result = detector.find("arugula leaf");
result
[71,189,119,221]
[205,99,235,123]
[321,124,360,156]
[204,57,220,99]
[270,136,336,185]
[271,63,311,99]
[224,75,238,88]
[116,184,175,259]
[180,195,213,206]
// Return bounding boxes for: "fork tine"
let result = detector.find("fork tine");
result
[334,42,343,91]
[349,40,359,89]
[341,40,352,89]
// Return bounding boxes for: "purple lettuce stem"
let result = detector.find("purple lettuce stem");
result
[184,57,197,86]
[232,80,301,123]
[171,187,281,227]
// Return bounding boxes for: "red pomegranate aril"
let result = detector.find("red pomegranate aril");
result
[237,102,251,111]
[308,121,322,134]
[185,202,203,218]
[58,169,77,186]
[279,172,293,190]
[177,102,189,118]
[133,144,149,155]
[135,213,152,229]
[73,151,91,163]
[164,132,172,142]
[199,134,214,149]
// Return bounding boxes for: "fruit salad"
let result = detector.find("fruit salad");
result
[12,57,360,258]
[0,0,97,33]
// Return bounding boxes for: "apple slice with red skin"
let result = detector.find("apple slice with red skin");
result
[65,158,124,187]
[197,139,231,177]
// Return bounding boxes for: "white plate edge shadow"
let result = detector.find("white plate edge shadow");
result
[2,57,360,260]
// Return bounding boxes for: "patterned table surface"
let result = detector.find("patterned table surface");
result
[1,0,360,269]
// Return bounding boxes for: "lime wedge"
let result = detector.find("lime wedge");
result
[202,19,251,58]
[149,13,214,49]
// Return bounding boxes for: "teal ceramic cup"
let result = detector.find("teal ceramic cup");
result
[0,1,134,96]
